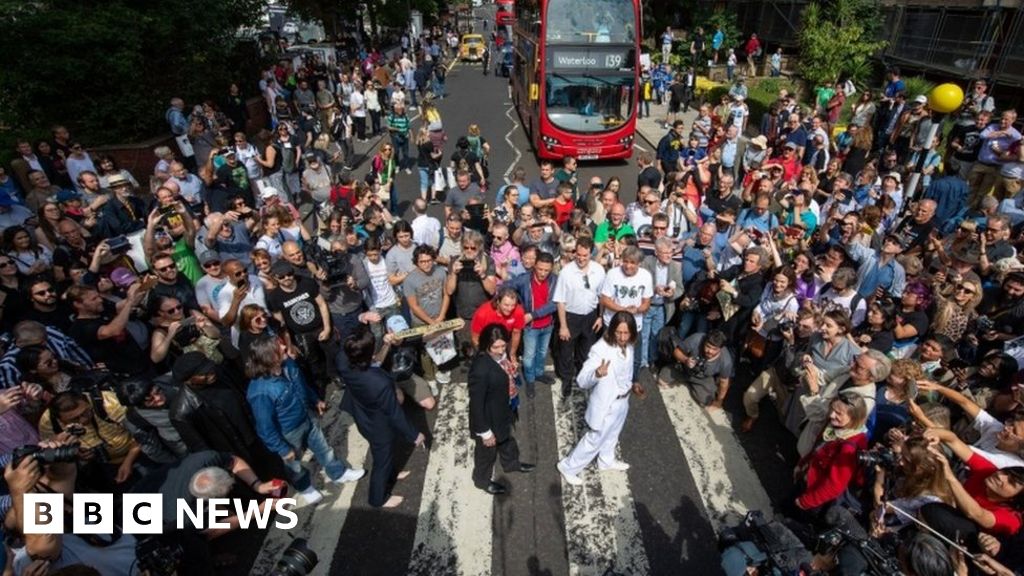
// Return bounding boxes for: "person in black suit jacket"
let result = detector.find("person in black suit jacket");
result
[468,323,535,495]
[340,325,425,508]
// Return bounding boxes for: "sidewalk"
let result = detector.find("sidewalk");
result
[635,100,698,150]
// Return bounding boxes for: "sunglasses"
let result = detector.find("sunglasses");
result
[157,263,177,272]
[462,245,479,251]
[0,261,15,268]
[956,285,977,295]
[33,287,56,296]
[202,260,221,268]
[275,272,294,280]
[162,304,183,314]
[582,275,591,290]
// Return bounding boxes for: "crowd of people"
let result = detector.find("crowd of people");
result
[0,5,1023,573]
[644,55,1023,574]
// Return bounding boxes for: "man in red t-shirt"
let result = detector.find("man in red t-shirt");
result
[471,287,525,363]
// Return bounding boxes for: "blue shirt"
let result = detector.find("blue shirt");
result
[712,30,724,49]
[737,208,778,233]
[720,139,738,168]
[884,79,905,99]
[848,242,906,298]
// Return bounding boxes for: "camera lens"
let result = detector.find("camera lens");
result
[270,538,318,576]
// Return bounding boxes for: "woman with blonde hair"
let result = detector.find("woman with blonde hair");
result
[422,100,446,150]
[931,277,983,344]
[416,125,443,201]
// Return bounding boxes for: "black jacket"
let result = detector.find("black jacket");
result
[170,381,259,458]
[338,364,418,445]
[468,354,514,442]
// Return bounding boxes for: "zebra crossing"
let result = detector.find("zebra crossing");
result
[245,369,775,575]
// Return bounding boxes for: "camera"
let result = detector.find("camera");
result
[858,446,898,470]
[106,235,132,255]
[171,316,202,347]
[303,243,352,285]
[778,320,795,333]
[135,534,184,576]
[159,204,177,217]
[976,315,995,333]
[269,538,318,576]
[11,444,79,468]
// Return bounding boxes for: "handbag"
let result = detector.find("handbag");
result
[433,168,447,192]
[744,331,769,359]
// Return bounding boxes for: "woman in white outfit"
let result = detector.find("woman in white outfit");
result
[557,311,643,485]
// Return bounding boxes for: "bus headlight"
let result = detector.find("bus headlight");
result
[541,135,561,150]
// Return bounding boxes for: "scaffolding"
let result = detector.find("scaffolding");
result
[725,0,1024,94]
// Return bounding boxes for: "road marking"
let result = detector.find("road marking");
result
[503,105,522,185]
[659,383,773,530]
[633,142,647,152]
[407,382,493,576]
[552,389,651,575]
[249,390,370,576]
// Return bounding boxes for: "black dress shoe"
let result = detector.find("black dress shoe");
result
[526,381,536,398]
[483,481,507,495]
[536,374,556,385]
[517,463,535,473]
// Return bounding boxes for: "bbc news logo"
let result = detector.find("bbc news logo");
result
[23,494,299,534]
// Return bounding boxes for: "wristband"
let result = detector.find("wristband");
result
[250,478,260,490]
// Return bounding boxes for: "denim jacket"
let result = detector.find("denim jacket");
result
[246,359,318,456]
[507,271,558,327]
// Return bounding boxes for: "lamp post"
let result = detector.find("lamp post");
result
[903,83,965,206]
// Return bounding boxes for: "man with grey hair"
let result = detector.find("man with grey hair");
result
[640,237,684,371]
[130,450,282,569]
[797,349,891,456]
[600,245,654,389]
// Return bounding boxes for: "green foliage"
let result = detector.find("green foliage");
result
[797,0,887,89]
[901,76,935,101]
[696,7,742,53]
[0,0,264,146]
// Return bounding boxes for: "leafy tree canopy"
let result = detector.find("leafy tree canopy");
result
[0,0,264,145]
[798,0,887,88]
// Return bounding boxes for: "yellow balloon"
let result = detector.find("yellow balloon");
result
[928,83,965,114]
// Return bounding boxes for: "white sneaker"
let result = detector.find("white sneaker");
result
[333,468,366,484]
[557,460,584,486]
[435,370,451,385]
[298,486,324,506]
[599,460,630,472]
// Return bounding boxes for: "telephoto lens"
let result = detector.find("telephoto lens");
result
[269,538,318,576]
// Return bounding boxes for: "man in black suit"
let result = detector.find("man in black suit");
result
[339,326,425,508]
[468,323,535,495]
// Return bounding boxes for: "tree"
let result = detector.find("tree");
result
[797,0,887,88]
[0,0,264,146]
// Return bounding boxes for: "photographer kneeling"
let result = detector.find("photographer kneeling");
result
[741,308,819,432]
[4,436,143,574]
[656,329,734,411]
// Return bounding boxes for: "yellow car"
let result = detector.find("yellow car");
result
[459,34,486,61]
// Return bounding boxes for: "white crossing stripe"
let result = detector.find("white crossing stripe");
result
[552,389,651,575]
[407,382,494,575]
[250,389,369,576]
[659,384,774,530]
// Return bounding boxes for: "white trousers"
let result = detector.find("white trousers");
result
[561,398,629,475]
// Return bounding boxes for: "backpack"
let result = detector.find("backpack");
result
[434,64,447,82]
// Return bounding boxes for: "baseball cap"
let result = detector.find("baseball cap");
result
[913,94,928,105]
[56,190,81,203]
[260,186,280,200]
[270,259,295,277]
[198,251,221,266]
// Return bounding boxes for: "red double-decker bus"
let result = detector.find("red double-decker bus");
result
[496,0,515,27]
[510,0,640,160]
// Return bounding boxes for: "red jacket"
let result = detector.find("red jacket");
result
[797,431,867,510]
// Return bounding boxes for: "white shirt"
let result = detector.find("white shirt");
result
[972,410,1024,468]
[235,143,263,179]
[553,260,605,316]
[350,91,366,117]
[364,256,398,309]
[411,213,442,248]
[600,266,654,329]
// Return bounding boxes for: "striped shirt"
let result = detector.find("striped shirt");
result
[0,326,93,388]
[387,112,411,137]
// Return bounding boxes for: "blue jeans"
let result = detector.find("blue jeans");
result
[677,309,708,341]
[391,133,410,170]
[522,324,554,383]
[639,306,666,368]
[418,166,431,196]
[281,416,348,491]
[727,66,734,81]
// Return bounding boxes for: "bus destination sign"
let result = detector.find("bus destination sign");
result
[548,47,634,71]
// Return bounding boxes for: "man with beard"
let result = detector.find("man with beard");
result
[977,272,1024,357]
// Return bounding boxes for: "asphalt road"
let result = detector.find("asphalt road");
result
[219,22,803,576]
